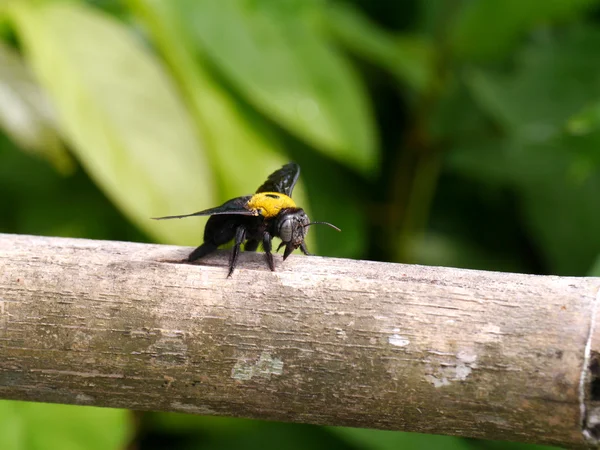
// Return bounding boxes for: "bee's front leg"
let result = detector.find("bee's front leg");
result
[300,242,311,256]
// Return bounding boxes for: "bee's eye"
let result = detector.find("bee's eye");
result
[279,218,293,242]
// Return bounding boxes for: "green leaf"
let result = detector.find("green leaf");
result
[0,0,11,15]
[325,2,433,94]
[456,27,600,274]
[567,101,600,136]
[0,40,73,173]
[409,231,529,273]
[128,0,316,251]
[147,412,259,436]
[466,27,600,141]
[331,427,470,450]
[0,400,130,450]
[128,0,287,199]
[588,254,600,277]
[10,2,216,245]
[451,0,598,61]
[515,136,600,275]
[448,132,600,275]
[469,438,563,450]
[147,414,356,450]
[445,137,515,186]
[175,0,378,175]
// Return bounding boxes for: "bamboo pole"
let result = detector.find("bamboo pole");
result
[0,233,598,448]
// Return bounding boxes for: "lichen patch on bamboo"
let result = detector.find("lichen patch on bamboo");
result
[388,328,410,347]
[231,351,284,381]
[425,351,478,387]
[75,393,95,404]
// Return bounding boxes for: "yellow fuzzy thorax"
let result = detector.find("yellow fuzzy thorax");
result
[247,192,297,218]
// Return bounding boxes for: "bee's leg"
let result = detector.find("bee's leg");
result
[300,242,312,256]
[188,242,218,262]
[190,215,235,263]
[228,226,247,277]
[262,232,275,271]
[244,239,259,252]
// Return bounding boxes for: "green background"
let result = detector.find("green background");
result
[1,0,598,448]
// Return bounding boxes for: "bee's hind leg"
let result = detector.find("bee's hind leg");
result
[262,232,275,271]
[188,242,218,262]
[189,215,236,263]
[227,226,247,277]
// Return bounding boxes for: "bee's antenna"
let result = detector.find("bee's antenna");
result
[304,221,341,232]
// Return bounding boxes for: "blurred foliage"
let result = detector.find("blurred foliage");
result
[0,401,131,450]
[0,0,598,449]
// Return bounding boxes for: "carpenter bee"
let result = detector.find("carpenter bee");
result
[153,163,340,277]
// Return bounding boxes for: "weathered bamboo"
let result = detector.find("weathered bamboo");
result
[0,233,598,448]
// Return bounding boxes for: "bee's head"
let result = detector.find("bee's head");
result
[276,209,341,260]
[276,208,310,260]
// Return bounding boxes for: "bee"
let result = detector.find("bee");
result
[153,163,340,277]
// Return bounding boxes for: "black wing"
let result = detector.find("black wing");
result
[152,196,254,220]
[255,162,300,197]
